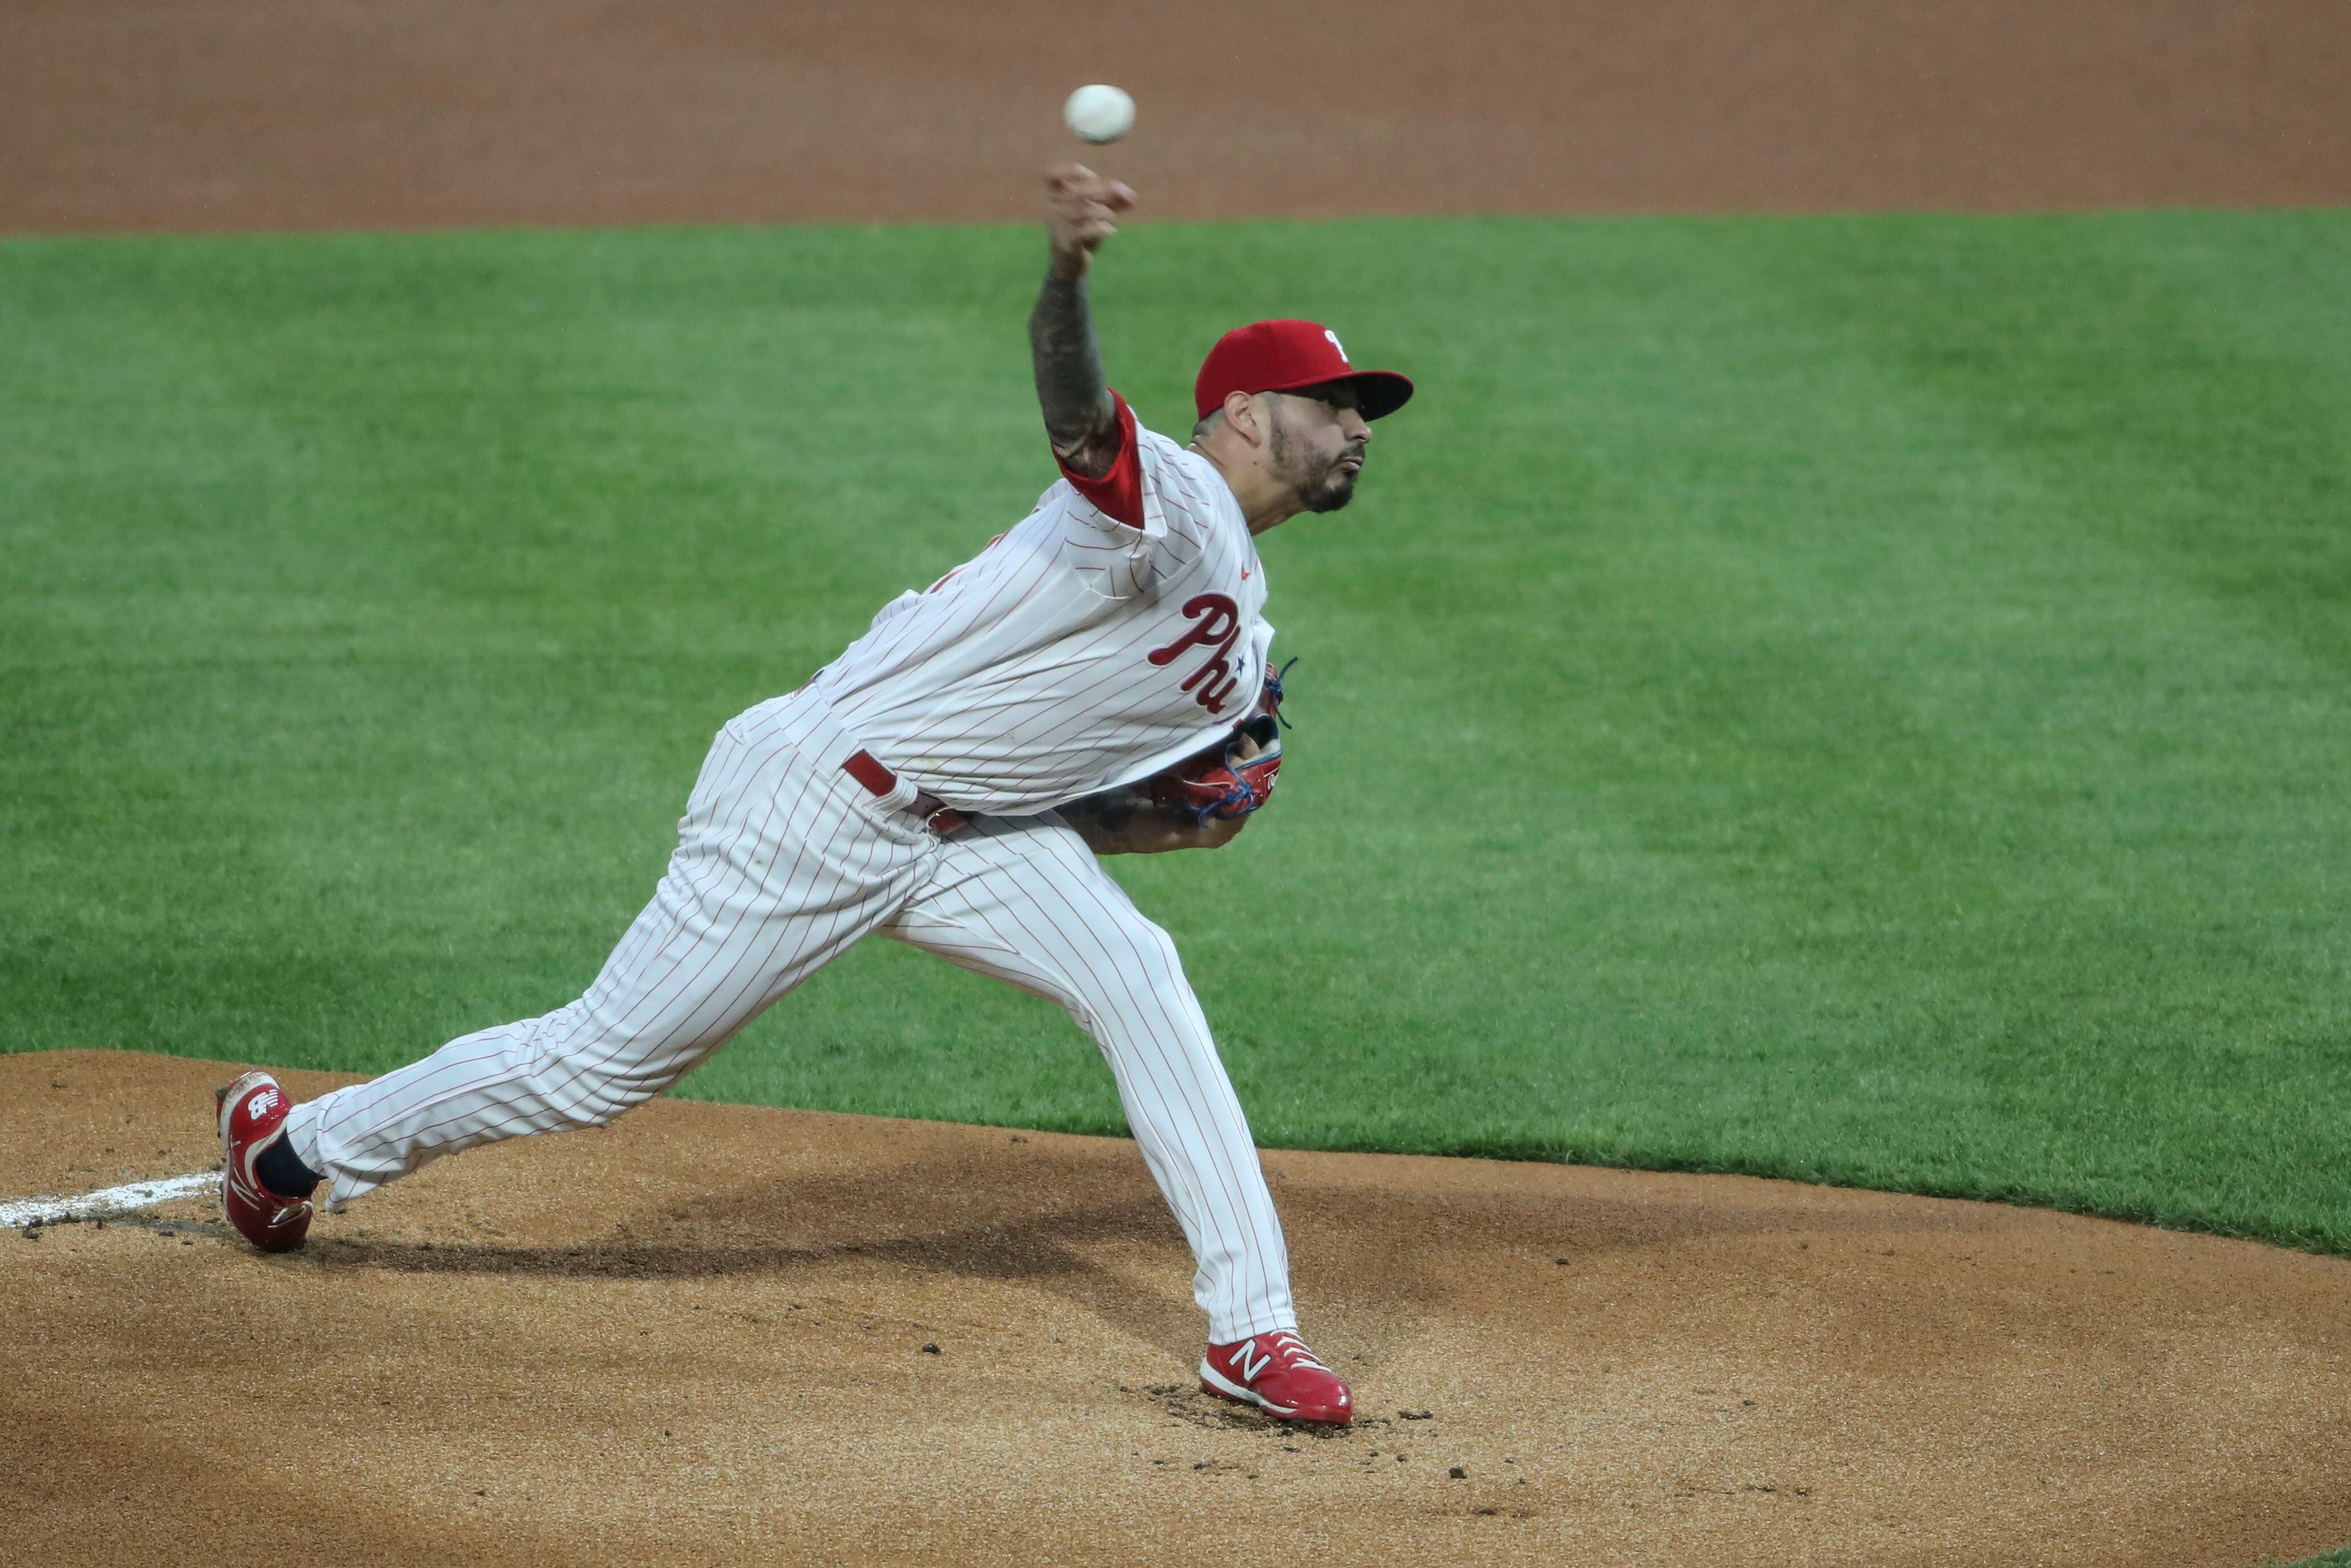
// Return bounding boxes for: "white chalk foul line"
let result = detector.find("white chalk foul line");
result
[0,1171,217,1229]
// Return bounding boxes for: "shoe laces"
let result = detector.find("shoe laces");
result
[1260,1331,1331,1374]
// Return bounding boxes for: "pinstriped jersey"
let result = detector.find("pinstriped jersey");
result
[803,395,1273,815]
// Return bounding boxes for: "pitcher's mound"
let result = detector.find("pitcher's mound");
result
[2,1049,2345,1567]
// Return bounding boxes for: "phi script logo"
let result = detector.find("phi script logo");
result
[1147,594,1243,715]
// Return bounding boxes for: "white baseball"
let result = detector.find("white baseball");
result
[1063,84,1136,145]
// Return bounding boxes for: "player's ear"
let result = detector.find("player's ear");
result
[1224,390,1266,447]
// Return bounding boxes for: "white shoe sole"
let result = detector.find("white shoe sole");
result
[1197,1358,1300,1418]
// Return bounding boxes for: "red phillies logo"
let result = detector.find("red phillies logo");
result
[1147,594,1243,714]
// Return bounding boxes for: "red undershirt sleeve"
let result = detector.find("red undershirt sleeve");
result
[1055,391,1144,530]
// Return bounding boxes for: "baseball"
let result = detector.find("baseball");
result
[1063,84,1135,145]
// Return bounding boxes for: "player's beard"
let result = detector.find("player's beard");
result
[1269,415,1359,514]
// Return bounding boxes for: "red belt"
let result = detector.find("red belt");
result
[842,749,967,836]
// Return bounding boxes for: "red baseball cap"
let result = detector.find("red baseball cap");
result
[1194,319,1414,422]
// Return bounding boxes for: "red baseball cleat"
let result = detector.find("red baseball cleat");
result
[1199,1330,1353,1424]
[215,1070,314,1252]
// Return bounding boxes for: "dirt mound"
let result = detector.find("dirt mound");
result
[3,1,2346,235]
[3,1049,2345,1566]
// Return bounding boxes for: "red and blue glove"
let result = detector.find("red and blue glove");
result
[1154,659,1295,824]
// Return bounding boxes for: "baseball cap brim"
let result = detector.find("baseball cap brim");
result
[1264,368,1415,421]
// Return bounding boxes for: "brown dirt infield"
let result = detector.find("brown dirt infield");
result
[4,1050,2348,1567]
[3,0,2347,234]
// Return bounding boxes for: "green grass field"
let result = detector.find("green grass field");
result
[5,211,2346,1259]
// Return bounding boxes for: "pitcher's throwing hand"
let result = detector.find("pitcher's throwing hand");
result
[1044,163,1135,280]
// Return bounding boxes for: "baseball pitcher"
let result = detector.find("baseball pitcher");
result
[215,165,1412,1425]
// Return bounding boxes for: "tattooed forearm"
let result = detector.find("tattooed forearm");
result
[1030,273,1118,474]
[1058,785,1142,843]
[1058,786,1246,856]
[1075,788,1140,831]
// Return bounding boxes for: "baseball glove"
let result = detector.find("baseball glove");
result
[1147,658,1294,824]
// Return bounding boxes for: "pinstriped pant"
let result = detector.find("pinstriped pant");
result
[282,693,1296,1342]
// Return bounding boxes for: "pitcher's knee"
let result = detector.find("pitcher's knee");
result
[1107,912,1189,992]
[1065,918,1212,1049]
[538,1074,640,1131]
[535,1050,680,1130]
[511,1013,677,1132]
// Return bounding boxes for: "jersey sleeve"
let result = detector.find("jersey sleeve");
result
[1057,392,1144,530]
[1056,394,1226,549]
